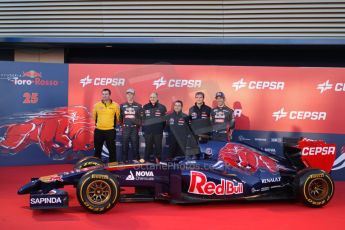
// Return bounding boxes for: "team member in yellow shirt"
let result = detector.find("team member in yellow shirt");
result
[92,89,120,162]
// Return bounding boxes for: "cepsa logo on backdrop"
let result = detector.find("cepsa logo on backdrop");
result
[68,64,345,134]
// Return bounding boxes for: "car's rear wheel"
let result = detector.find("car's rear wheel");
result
[77,170,120,213]
[74,156,104,170]
[295,169,334,208]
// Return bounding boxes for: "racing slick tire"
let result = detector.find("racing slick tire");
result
[74,156,104,170]
[77,170,120,213]
[294,169,334,208]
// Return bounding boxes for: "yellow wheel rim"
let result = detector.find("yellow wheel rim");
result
[307,178,329,201]
[86,180,111,205]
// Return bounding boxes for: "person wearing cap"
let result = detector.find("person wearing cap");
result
[210,92,235,141]
[92,88,120,163]
[120,88,142,163]
[188,92,212,143]
[142,92,167,163]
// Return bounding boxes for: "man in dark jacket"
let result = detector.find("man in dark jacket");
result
[120,88,142,163]
[188,91,212,143]
[142,92,167,163]
[166,100,198,159]
[210,92,235,142]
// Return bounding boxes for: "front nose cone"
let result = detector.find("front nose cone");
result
[18,179,40,195]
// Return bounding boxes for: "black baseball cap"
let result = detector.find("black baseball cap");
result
[215,92,225,99]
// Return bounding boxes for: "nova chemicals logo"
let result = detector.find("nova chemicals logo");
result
[272,108,327,121]
[79,75,125,87]
[152,76,202,89]
[232,78,284,91]
[126,170,154,181]
[125,171,135,181]
[317,80,345,93]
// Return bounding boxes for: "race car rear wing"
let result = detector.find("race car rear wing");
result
[283,137,336,173]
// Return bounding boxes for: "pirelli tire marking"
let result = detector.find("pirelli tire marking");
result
[74,157,104,170]
[302,173,333,207]
[82,161,100,168]
[77,172,119,213]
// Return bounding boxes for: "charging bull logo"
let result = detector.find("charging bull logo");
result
[22,70,42,78]
[0,106,94,160]
[218,143,279,173]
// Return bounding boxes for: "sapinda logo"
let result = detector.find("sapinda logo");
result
[79,75,125,87]
[152,76,202,89]
[232,78,284,91]
[272,108,327,121]
[30,197,62,205]
[317,80,345,93]
[188,171,243,195]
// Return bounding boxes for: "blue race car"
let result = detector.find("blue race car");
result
[18,137,335,213]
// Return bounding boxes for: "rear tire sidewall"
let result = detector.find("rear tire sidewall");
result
[77,170,119,213]
[296,169,334,208]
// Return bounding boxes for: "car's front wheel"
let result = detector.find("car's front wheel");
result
[76,170,120,213]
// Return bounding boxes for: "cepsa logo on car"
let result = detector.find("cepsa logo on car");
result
[302,146,336,156]
[232,78,284,91]
[11,70,59,86]
[30,197,62,205]
[188,171,243,196]
[272,108,327,121]
[79,75,125,87]
[153,76,202,89]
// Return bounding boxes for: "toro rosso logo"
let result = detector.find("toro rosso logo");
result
[188,171,243,196]
[153,76,202,89]
[9,70,60,86]
[232,78,284,91]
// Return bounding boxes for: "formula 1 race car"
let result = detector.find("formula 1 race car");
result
[18,137,336,213]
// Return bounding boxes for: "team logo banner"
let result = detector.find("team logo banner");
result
[0,61,71,165]
[69,64,345,134]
